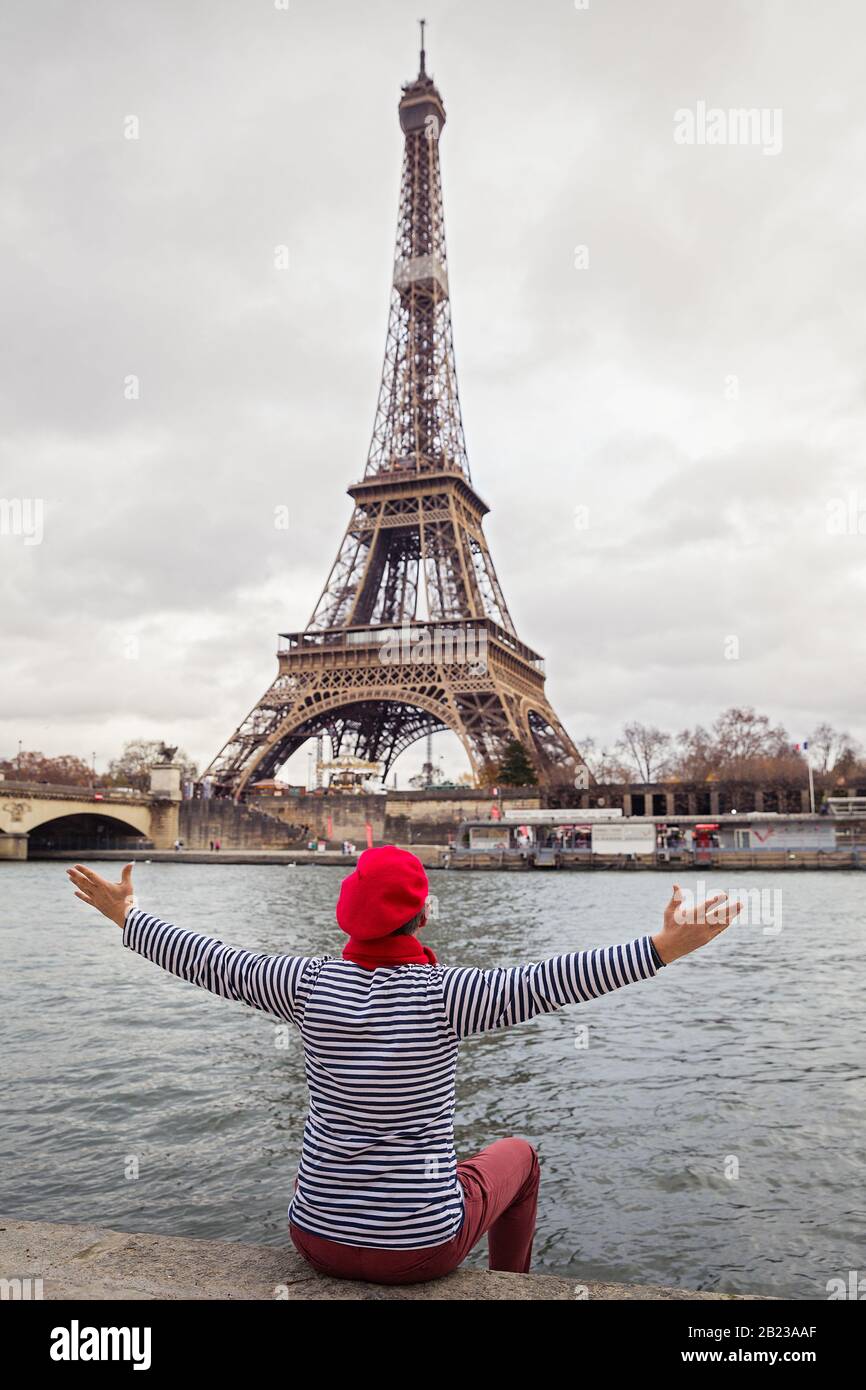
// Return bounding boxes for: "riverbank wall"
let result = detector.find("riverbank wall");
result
[0,1218,762,1301]
[25,846,864,871]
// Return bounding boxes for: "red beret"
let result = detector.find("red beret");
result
[336,845,429,942]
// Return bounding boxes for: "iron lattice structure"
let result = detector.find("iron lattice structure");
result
[204,45,586,797]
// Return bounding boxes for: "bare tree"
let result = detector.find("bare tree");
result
[577,736,631,784]
[615,723,672,782]
[711,707,789,765]
[808,722,861,773]
[671,724,715,780]
[672,708,790,780]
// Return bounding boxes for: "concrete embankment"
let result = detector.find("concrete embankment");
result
[0,1218,761,1301]
[26,846,862,871]
[30,847,447,868]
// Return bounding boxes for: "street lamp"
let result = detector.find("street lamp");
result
[795,741,815,813]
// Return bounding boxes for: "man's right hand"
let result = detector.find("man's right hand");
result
[651,883,742,965]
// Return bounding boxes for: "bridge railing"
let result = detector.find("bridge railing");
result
[0,780,147,801]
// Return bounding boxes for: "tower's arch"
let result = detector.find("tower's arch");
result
[228,688,478,798]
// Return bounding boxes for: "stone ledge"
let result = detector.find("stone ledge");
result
[0,1218,762,1301]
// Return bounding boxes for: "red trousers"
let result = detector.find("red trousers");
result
[289,1137,540,1286]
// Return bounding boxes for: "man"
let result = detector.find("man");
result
[67,846,740,1286]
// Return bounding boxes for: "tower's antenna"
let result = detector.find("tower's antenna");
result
[419,18,426,76]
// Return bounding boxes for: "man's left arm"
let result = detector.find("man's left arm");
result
[441,936,663,1039]
[440,884,742,1040]
[123,906,311,1023]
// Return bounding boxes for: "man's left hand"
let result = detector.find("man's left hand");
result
[67,863,135,929]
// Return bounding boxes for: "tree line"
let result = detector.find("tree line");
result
[0,740,198,790]
[579,708,862,785]
[3,709,862,793]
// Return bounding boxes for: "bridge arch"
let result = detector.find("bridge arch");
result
[28,811,151,854]
[0,790,160,855]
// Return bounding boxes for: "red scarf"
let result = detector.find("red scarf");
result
[342,934,438,970]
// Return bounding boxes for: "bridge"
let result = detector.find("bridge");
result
[0,781,180,860]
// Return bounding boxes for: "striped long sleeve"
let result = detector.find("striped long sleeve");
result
[123,907,314,1024]
[440,935,662,1040]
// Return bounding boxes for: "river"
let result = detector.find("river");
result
[1,861,863,1297]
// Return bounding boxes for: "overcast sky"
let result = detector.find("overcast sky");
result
[2,0,864,785]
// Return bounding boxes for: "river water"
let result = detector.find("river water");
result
[1,861,863,1297]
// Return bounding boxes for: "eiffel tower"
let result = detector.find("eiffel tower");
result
[205,32,586,797]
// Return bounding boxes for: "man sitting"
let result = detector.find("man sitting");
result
[68,846,739,1284]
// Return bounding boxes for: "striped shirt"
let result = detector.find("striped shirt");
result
[123,908,663,1249]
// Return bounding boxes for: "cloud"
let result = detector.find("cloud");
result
[1,0,864,782]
